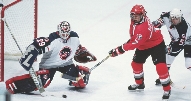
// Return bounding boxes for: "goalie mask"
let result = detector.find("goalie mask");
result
[58,21,71,40]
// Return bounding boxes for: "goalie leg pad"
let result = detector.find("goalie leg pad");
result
[38,69,51,88]
[70,79,86,88]
[5,70,50,94]
[77,65,90,84]
[60,64,89,88]
[77,65,90,73]
[70,65,90,87]
[5,74,36,94]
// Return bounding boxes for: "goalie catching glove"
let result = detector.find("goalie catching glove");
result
[74,45,97,63]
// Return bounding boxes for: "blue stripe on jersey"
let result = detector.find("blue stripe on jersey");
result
[49,31,79,42]
[32,31,79,54]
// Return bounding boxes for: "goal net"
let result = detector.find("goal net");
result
[0,0,37,82]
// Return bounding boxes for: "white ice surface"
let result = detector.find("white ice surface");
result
[1,0,191,101]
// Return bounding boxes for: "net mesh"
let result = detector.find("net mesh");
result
[3,0,36,60]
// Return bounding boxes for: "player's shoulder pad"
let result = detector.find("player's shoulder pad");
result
[177,18,188,33]
[160,12,170,19]
[48,31,61,42]
[69,31,79,38]
[181,17,187,26]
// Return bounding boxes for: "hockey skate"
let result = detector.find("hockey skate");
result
[128,82,145,91]
[156,79,173,86]
[155,78,161,85]
[162,90,171,100]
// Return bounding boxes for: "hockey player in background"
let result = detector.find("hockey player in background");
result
[5,21,97,94]
[153,8,191,85]
[108,5,171,100]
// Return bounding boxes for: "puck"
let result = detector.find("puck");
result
[62,94,67,98]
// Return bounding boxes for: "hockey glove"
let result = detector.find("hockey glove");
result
[74,45,97,63]
[152,18,164,28]
[109,45,125,57]
[166,45,172,54]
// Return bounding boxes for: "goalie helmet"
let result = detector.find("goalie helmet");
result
[58,21,71,40]
[170,8,182,19]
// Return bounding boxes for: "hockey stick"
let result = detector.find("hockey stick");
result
[89,55,110,72]
[4,20,45,94]
[170,81,186,89]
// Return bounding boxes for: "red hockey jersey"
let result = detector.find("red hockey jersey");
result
[123,16,164,51]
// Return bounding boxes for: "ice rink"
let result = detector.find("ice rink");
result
[1,0,191,101]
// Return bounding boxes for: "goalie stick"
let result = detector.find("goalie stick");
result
[89,55,110,72]
[25,91,67,98]
[4,20,45,94]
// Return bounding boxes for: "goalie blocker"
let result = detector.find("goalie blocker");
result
[5,43,96,94]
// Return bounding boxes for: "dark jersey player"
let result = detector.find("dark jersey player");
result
[153,8,191,85]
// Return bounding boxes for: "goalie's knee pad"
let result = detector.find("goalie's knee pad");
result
[77,65,90,84]
[69,71,90,88]
[68,73,89,88]
[77,65,90,74]
[67,65,90,88]
[5,70,50,94]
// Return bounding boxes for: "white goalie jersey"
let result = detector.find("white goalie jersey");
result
[20,31,80,71]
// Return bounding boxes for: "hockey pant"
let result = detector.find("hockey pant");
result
[61,64,90,88]
[166,43,191,70]
[131,61,171,91]
[39,64,90,88]
[5,70,50,94]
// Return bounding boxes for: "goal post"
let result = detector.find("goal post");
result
[0,0,38,82]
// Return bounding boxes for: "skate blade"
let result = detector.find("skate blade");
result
[155,84,162,86]
[128,89,144,92]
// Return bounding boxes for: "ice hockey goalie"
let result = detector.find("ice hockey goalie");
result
[5,44,97,94]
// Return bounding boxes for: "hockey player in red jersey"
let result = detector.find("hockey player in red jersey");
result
[5,21,97,94]
[152,8,191,85]
[108,5,171,100]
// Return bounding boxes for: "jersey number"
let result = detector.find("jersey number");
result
[179,34,186,45]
